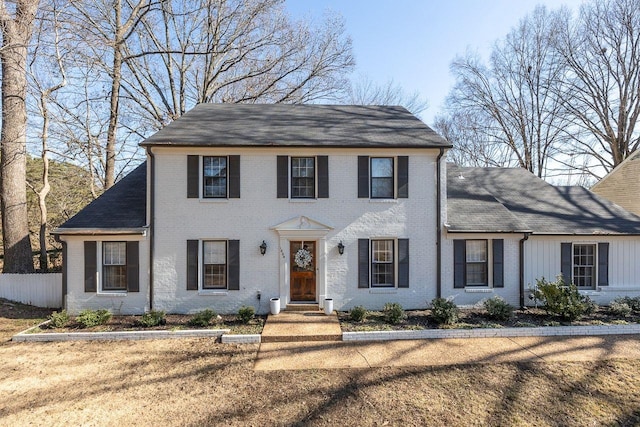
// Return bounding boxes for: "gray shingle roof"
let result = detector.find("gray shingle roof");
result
[447,164,640,234]
[55,162,147,233]
[140,104,451,148]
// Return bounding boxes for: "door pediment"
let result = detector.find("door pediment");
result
[271,216,333,238]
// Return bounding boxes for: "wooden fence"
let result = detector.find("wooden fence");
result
[0,274,62,308]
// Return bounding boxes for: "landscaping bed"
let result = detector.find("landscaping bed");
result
[339,306,640,332]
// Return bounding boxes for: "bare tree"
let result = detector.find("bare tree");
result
[345,75,429,116]
[555,0,640,174]
[0,0,39,273]
[441,6,569,178]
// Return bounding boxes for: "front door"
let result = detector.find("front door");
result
[290,241,316,301]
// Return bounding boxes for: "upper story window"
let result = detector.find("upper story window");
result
[102,241,127,291]
[203,156,227,198]
[291,157,315,198]
[371,158,394,199]
[358,156,408,199]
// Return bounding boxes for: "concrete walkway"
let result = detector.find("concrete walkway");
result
[254,334,640,370]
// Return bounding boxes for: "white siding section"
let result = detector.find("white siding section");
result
[442,233,522,307]
[0,274,62,308]
[61,235,150,315]
[524,235,640,304]
[152,147,441,314]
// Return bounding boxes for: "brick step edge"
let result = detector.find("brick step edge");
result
[343,324,640,341]
[261,334,343,343]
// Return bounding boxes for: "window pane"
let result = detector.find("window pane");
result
[204,177,227,197]
[204,264,226,289]
[103,265,127,290]
[291,157,315,198]
[203,157,227,178]
[371,177,393,198]
[103,242,126,265]
[203,241,226,264]
[372,263,394,287]
[467,263,487,286]
[466,240,487,262]
[371,240,394,287]
[371,158,393,177]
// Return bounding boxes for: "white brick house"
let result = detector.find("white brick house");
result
[54,104,640,314]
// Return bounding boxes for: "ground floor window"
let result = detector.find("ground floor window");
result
[203,240,227,289]
[573,244,596,289]
[465,240,488,286]
[102,242,127,290]
[371,239,395,287]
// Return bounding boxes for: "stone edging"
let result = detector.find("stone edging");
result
[342,323,640,341]
[221,334,261,343]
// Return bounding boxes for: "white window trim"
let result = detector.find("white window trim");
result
[369,157,397,200]
[289,156,318,200]
[572,242,597,290]
[369,237,399,289]
[198,239,230,292]
[201,155,230,200]
[96,241,128,295]
[463,239,494,289]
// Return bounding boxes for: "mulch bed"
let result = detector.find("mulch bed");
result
[339,306,640,332]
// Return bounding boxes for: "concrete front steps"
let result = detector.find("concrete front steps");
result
[261,306,343,343]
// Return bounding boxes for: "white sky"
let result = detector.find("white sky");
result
[285,0,586,125]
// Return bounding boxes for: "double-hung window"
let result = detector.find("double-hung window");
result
[465,240,488,286]
[371,239,395,287]
[203,156,227,198]
[202,241,227,289]
[573,244,595,289]
[291,157,315,198]
[370,158,394,199]
[102,242,127,291]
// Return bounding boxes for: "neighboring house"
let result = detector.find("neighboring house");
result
[53,104,640,315]
[591,150,640,216]
[445,164,640,308]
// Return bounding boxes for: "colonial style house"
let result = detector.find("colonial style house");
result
[54,104,640,315]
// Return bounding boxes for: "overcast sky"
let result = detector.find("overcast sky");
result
[285,0,585,125]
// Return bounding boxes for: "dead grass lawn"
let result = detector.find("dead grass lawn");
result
[1,301,640,426]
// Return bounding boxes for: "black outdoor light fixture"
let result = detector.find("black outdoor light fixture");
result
[337,241,345,255]
[259,240,267,256]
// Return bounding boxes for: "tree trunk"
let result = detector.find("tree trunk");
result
[0,0,38,273]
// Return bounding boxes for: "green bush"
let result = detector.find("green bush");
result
[237,306,255,324]
[383,302,406,324]
[137,310,166,327]
[531,276,593,321]
[76,309,112,328]
[349,305,368,322]
[483,296,513,321]
[617,296,640,313]
[609,299,632,317]
[188,309,218,327]
[431,298,459,325]
[48,310,69,328]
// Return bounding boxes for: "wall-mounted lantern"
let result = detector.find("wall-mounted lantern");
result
[259,240,267,256]
[337,241,345,255]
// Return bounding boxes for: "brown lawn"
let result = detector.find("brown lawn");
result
[1,300,640,426]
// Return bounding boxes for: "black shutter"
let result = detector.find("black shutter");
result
[453,240,466,289]
[187,155,199,198]
[84,241,97,293]
[227,240,240,290]
[397,156,409,198]
[492,239,504,288]
[187,240,198,290]
[598,242,609,287]
[358,156,369,198]
[317,155,329,198]
[126,241,140,292]
[358,239,369,288]
[277,156,288,198]
[398,239,409,288]
[560,243,572,284]
[228,155,240,198]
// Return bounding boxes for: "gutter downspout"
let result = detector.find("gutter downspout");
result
[519,232,531,309]
[436,148,445,299]
[146,148,155,310]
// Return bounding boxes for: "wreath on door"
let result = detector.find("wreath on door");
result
[294,247,313,269]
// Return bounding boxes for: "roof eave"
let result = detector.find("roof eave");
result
[139,142,453,149]
[52,227,148,236]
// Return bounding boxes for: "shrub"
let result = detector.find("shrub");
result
[188,309,217,327]
[349,305,368,322]
[383,303,406,324]
[483,296,513,321]
[531,276,593,321]
[48,310,69,328]
[76,309,111,328]
[609,299,632,317]
[431,298,459,325]
[137,310,166,327]
[618,296,640,313]
[237,306,255,324]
